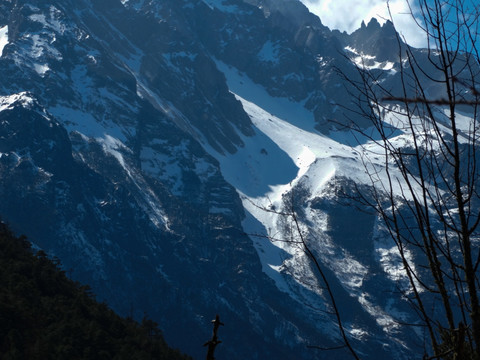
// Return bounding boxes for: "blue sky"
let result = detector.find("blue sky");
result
[299,0,479,49]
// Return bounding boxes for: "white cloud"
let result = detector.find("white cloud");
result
[299,0,427,48]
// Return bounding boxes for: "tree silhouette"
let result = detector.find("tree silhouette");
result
[343,0,480,358]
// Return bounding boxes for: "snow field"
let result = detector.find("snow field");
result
[204,63,440,339]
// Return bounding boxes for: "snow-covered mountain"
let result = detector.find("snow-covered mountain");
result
[0,0,470,359]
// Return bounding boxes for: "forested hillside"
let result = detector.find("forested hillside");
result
[0,221,192,360]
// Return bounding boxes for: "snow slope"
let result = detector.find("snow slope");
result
[206,64,423,343]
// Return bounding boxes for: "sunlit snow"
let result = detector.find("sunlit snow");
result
[33,63,50,76]
[0,92,34,112]
[345,47,396,73]
[208,62,443,335]
[28,34,62,59]
[215,60,316,132]
[28,6,67,34]
[0,26,8,57]
[97,135,170,229]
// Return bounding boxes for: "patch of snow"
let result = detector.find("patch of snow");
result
[29,34,62,59]
[358,293,399,332]
[373,218,421,293]
[215,60,316,132]
[87,54,97,64]
[335,253,368,288]
[315,55,329,67]
[258,40,281,64]
[11,31,62,76]
[441,108,478,143]
[99,135,127,169]
[96,135,170,230]
[237,96,358,182]
[33,63,50,76]
[0,92,35,112]
[28,6,67,34]
[29,14,48,27]
[241,209,312,303]
[452,110,475,132]
[205,117,298,198]
[49,106,112,138]
[345,46,396,73]
[0,25,8,57]
[376,246,408,282]
[349,327,369,340]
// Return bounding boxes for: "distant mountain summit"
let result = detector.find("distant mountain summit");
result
[349,18,400,61]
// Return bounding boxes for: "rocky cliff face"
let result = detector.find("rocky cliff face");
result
[0,0,457,359]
